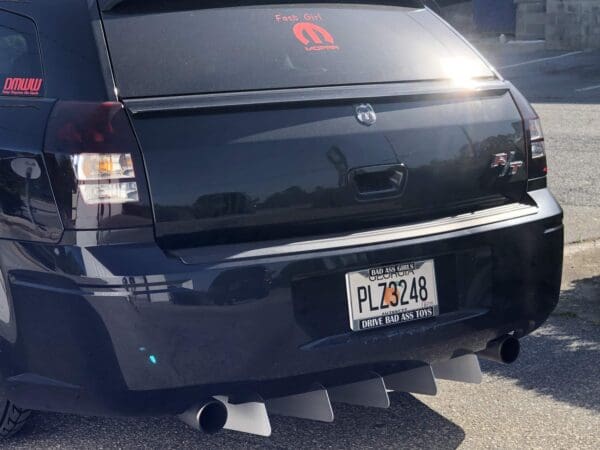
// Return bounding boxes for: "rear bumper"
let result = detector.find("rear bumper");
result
[0,189,563,416]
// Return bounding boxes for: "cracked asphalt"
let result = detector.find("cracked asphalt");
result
[2,43,599,449]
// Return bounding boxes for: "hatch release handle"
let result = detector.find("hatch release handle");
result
[348,164,408,202]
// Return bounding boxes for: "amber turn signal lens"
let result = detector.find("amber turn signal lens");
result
[72,153,136,181]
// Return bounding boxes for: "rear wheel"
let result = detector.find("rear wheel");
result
[0,398,31,438]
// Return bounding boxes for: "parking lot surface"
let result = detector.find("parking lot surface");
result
[3,43,599,449]
[481,43,600,244]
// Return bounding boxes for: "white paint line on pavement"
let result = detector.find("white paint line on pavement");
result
[506,40,546,45]
[575,84,600,93]
[499,51,584,69]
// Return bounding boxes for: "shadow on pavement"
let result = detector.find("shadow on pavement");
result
[8,392,464,449]
[482,275,600,413]
[557,275,600,325]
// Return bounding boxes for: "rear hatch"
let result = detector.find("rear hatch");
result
[100,2,528,250]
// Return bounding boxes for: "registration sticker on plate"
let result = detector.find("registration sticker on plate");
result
[345,260,439,331]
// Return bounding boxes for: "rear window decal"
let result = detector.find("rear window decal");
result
[274,12,324,23]
[2,77,43,96]
[104,5,495,97]
[293,22,339,52]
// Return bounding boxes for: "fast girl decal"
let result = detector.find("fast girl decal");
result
[274,12,340,52]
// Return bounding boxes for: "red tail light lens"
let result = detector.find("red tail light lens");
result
[44,101,153,230]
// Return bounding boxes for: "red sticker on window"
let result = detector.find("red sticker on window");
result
[293,22,339,52]
[2,77,43,96]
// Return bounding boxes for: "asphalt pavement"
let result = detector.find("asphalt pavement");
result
[479,42,600,244]
[3,43,600,449]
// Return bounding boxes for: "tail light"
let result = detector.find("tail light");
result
[527,117,547,180]
[508,84,548,190]
[71,153,138,204]
[43,102,153,230]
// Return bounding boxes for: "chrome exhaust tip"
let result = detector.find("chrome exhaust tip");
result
[179,398,228,434]
[477,335,520,364]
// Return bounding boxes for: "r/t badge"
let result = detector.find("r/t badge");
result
[491,151,523,177]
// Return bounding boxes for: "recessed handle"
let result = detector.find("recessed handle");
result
[348,164,407,201]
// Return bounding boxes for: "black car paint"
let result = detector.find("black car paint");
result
[3,189,563,415]
[0,0,563,418]
[0,97,62,243]
[0,1,117,237]
[129,90,527,249]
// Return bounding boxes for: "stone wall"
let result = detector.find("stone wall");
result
[515,0,547,40]
[546,0,600,49]
[442,0,600,50]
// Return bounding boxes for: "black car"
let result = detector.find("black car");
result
[0,0,562,438]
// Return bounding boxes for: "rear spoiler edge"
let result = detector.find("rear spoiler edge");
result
[99,0,428,12]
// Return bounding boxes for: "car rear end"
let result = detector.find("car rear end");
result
[1,0,562,429]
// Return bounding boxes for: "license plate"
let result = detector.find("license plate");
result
[345,260,439,331]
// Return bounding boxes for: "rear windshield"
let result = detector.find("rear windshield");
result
[102,3,493,98]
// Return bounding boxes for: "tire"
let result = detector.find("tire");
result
[0,399,31,438]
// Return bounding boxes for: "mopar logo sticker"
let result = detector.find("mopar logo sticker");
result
[293,22,339,52]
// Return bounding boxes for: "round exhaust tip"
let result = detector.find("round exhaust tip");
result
[477,335,521,364]
[197,400,228,434]
[500,336,520,364]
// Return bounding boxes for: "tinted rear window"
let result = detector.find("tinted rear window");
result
[102,3,493,98]
[0,11,43,97]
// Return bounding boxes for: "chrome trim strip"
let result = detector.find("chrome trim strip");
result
[230,203,536,259]
[177,202,538,264]
[125,79,507,115]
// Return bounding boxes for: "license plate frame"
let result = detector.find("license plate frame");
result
[345,259,439,331]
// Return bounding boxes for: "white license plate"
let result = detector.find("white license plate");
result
[346,260,439,331]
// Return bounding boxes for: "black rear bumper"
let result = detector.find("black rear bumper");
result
[0,189,563,416]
